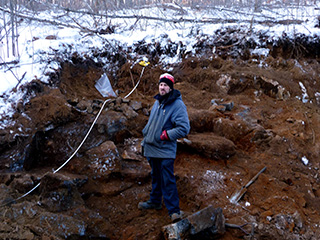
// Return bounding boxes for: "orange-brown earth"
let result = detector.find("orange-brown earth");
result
[0,37,320,239]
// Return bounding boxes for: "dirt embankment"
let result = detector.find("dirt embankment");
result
[0,34,320,239]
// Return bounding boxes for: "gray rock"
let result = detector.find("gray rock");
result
[37,212,86,238]
[39,172,87,212]
[96,110,127,137]
[0,183,17,206]
[82,141,121,180]
[162,205,225,240]
[77,99,92,111]
[130,100,142,111]
[210,99,234,111]
[121,104,138,119]
[219,101,234,111]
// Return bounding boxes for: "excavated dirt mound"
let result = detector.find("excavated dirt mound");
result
[1,37,320,239]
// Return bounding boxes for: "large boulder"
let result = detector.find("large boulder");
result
[39,172,87,212]
[187,108,252,147]
[0,201,87,239]
[119,138,151,182]
[188,108,223,133]
[212,117,251,144]
[179,133,236,160]
[67,140,121,180]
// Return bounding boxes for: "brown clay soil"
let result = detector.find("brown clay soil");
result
[1,41,320,239]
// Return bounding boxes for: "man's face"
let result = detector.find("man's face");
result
[159,82,171,96]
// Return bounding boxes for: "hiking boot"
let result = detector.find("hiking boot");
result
[138,200,162,210]
[170,211,184,223]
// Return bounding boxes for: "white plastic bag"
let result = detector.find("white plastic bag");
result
[95,73,117,98]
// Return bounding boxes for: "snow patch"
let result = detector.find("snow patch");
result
[301,156,309,166]
[202,170,226,192]
[315,92,320,105]
[298,82,309,103]
[251,47,270,56]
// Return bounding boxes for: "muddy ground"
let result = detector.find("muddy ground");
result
[1,34,320,239]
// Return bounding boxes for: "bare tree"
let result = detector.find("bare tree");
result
[254,0,262,11]
[9,0,19,57]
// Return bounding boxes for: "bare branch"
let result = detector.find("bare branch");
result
[0,60,18,66]
[0,55,20,83]
[14,71,26,90]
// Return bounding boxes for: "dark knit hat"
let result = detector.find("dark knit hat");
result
[159,73,175,89]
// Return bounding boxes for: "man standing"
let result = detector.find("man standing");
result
[139,73,190,222]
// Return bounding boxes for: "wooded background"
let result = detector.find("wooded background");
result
[0,0,318,11]
[0,0,319,63]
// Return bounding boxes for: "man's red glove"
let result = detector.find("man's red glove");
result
[160,130,169,141]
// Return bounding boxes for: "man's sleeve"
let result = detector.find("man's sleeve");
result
[166,101,190,140]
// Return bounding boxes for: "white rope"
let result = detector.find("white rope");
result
[16,183,41,201]
[53,98,111,174]
[124,66,145,99]
[1,67,145,207]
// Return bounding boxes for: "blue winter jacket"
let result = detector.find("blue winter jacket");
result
[142,89,190,159]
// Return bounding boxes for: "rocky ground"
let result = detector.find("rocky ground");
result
[0,30,320,239]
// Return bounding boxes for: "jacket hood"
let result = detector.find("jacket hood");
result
[154,89,181,106]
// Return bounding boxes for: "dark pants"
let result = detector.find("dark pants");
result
[147,157,180,215]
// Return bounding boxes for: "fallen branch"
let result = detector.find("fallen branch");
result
[216,39,241,49]
[0,6,305,32]
[0,55,20,83]
[0,6,93,33]
[14,71,26,90]
[0,60,18,66]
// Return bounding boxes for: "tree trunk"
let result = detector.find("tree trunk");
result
[10,0,16,57]
[254,0,262,12]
